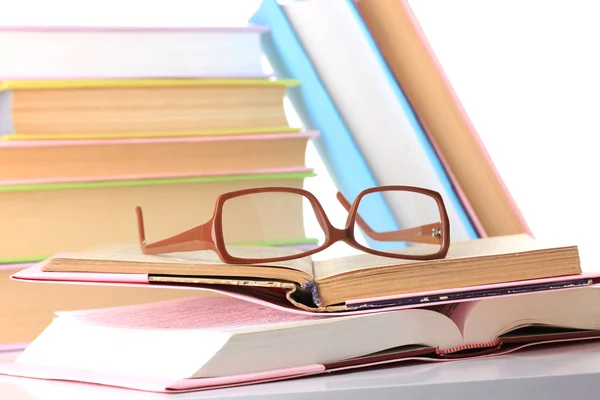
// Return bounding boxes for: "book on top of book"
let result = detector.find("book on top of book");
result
[29,234,588,311]
[0,78,300,140]
[0,25,270,79]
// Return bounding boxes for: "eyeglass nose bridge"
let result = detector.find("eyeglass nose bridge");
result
[327,226,355,246]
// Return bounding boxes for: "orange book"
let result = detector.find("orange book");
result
[0,79,299,140]
[0,132,314,181]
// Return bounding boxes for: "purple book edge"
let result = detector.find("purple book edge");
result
[0,344,28,353]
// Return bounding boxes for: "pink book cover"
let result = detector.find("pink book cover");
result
[397,0,532,236]
[0,264,33,352]
[2,338,599,393]
[2,337,600,393]
[0,361,325,393]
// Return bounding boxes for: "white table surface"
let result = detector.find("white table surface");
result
[2,341,600,399]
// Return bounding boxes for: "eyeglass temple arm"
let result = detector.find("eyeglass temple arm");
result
[336,193,442,245]
[136,206,215,255]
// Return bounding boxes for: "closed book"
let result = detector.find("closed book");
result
[0,79,299,140]
[0,131,315,181]
[0,170,316,263]
[0,26,269,79]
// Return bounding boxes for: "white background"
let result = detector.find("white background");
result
[2,0,598,266]
[407,0,600,269]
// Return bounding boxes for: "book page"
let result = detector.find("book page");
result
[56,296,325,332]
[55,244,315,278]
[427,303,462,319]
[313,234,548,280]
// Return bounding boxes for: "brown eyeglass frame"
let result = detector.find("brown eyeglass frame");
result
[135,185,451,264]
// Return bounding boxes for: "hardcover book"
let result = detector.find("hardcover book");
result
[0,170,315,263]
[0,79,300,140]
[2,288,600,392]
[0,132,315,181]
[0,26,270,79]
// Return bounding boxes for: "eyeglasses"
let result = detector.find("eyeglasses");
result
[135,185,451,264]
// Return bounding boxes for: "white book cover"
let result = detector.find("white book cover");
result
[281,0,476,241]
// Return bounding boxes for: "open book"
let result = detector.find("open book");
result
[4,287,600,392]
[40,234,582,311]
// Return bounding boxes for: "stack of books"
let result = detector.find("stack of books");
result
[2,234,600,392]
[0,25,316,346]
[2,3,597,395]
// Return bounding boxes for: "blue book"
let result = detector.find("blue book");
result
[262,0,478,241]
[251,0,402,250]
